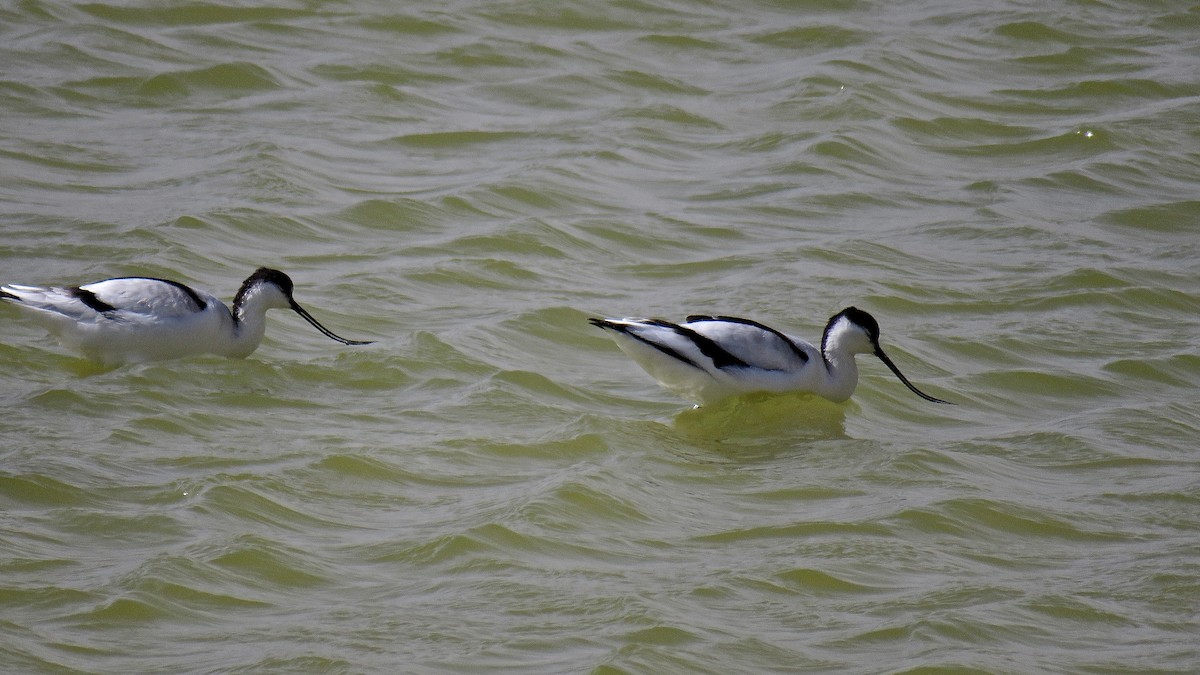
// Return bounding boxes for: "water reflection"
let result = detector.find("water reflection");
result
[666,393,850,461]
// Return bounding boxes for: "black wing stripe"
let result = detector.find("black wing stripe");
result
[69,287,117,313]
[645,319,752,370]
[590,318,706,371]
[684,315,809,365]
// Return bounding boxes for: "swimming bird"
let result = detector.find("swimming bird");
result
[1,267,373,366]
[589,307,952,406]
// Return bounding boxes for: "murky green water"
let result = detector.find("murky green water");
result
[2,1,1198,672]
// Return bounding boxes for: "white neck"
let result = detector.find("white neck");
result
[219,284,285,357]
[818,320,872,402]
[820,348,861,402]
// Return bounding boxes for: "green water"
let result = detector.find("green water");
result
[2,1,1198,672]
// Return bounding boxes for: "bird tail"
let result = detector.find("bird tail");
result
[1,284,40,303]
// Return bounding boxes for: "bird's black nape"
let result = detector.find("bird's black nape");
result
[825,307,953,404]
[233,268,373,346]
[235,268,294,307]
[822,306,879,355]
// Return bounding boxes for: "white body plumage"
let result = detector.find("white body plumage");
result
[1,268,371,366]
[590,307,951,406]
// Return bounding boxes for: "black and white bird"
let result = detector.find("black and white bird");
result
[1,267,372,366]
[589,307,952,406]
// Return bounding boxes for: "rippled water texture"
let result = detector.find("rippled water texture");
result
[2,1,1199,672]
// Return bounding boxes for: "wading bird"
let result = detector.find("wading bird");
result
[589,307,952,406]
[1,267,372,366]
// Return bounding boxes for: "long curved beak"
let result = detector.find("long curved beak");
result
[289,300,374,346]
[873,347,953,404]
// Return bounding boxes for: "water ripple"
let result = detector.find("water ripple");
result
[3,0,1199,671]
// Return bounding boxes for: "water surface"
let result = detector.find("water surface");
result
[2,0,1198,672]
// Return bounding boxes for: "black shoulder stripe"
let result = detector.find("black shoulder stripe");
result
[685,315,809,365]
[649,319,752,370]
[151,278,207,311]
[69,287,117,313]
[104,277,208,312]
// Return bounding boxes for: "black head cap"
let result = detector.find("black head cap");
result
[822,306,880,353]
[234,268,294,306]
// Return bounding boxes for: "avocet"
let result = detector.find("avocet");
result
[589,307,951,406]
[1,267,372,366]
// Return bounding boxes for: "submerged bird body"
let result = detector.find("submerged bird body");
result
[589,307,950,406]
[1,268,371,366]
